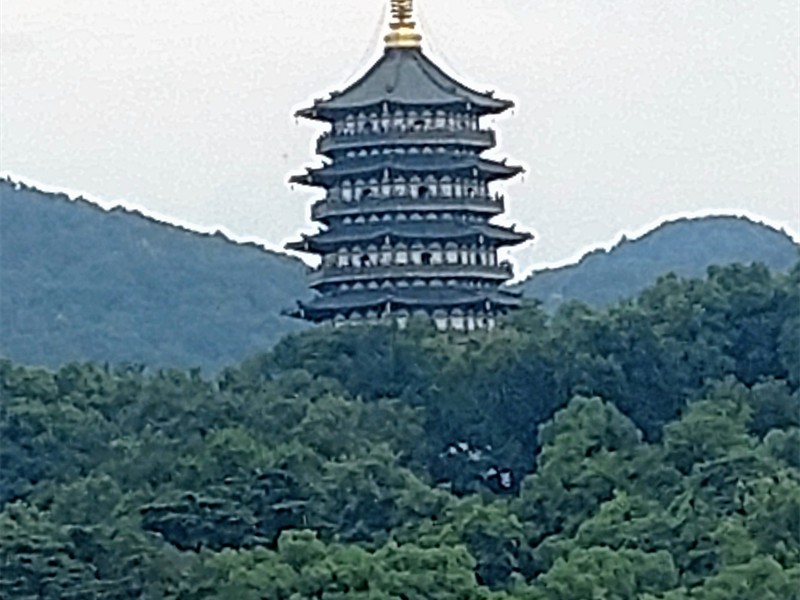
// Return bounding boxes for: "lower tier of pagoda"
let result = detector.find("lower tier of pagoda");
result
[288,286,522,330]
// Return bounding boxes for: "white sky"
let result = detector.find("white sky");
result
[2,0,798,273]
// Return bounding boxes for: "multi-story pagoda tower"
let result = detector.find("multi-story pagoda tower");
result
[287,0,531,331]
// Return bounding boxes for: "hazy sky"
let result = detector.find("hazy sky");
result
[2,0,798,274]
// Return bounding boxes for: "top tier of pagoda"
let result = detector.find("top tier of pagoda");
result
[286,0,532,331]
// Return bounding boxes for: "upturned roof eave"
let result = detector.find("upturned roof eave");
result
[285,224,533,253]
[296,289,522,316]
[296,97,513,121]
[291,159,523,186]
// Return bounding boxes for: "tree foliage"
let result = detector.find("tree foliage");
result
[0,262,798,597]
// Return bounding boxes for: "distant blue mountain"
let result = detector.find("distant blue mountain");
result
[1,178,796,370]
[0,179,310,371]
[517,216,798,310]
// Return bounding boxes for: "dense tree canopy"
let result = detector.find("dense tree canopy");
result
[1,262,798,598]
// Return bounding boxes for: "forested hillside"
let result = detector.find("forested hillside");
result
[2,262,798,598]
[0,179,309,370]
[1,178,797,371]
[516,215,799,310]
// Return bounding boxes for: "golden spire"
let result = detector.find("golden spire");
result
[384,0,422,49]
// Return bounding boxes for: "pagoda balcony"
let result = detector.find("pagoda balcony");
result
[317,127,496,154]
[307,262,514,287]
[311,194,505,220]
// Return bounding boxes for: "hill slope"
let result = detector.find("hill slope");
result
[517,216,798,309]
[0,179,310,371]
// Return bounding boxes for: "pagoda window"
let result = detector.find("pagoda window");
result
[465,314,476,331]
[422,110,433,128]
[407,111,419,128]
[393,110,404,130]
[410,244,424,264]
[445,244,459,264]
[410,212,423,221]
[440,177,453,198]
[396,213,407,221]
[435,110,446,128]
[424,175,438,195]
[381,112,391,131]
[358,149,368,157]
[360,188,372,200]
[412,119,425,132]
[420,252,432,266]
[342,182,354,202]
[343,216,353,225]
[353,282,365,291]
[460,247,469,264]
[344,114,356,135]
[395,147,406,155]
[381,214,392,222]
[395,312,409,330]
[422,146,434,155]
[367,282,379,291]
[412,279,425,288]
[367,245,379,263]
[408,147,420,155]
[355,216,366,224]
[380,246,393,265]
[431,280,444,289]
[417,185,430,199]
[337,249,349,267]
[381,181,392,196]
[425,213,437,221]
[368,215,380,223]
[396,246,409,265]
[381,280,393,289]
[397,280,410,288]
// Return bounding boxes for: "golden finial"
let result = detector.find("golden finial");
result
[384,0,422,49]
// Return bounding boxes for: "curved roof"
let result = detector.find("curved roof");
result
[290,156,522,186]
[285,221,532,252]
[294,287,522,319]
[297,48,513,120]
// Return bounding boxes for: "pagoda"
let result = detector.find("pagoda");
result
[287,0,532,331]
